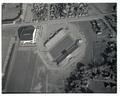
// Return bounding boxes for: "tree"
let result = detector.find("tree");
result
[64,62,92,93]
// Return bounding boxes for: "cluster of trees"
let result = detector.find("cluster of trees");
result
[64,62,93,93]
[64,17,117,92]
[64,47,117,93]
[101,41,117,79]
[50,3,88,19]
[105,14,117,32]
[32,4,48,21]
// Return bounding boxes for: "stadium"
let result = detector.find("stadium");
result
[44,28,79,65]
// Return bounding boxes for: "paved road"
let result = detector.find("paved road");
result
[2,12,116,29]
[91,3,116,34]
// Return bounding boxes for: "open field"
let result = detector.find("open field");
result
[2,27,17,68]
[47,70,68,93]
[93,3,116,14]
[31,56,47,93]
[71,21,95,64]
[2,26,17,37]
[2,3,22,20]
[2,37,11,65]
[88,80,116,93]
[5,50,37,92]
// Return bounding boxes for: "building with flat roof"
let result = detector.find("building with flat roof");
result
[18,25,37,44]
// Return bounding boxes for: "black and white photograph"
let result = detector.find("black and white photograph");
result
[1,1,118,94]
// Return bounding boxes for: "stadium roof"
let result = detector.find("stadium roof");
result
[18,25,35,41]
